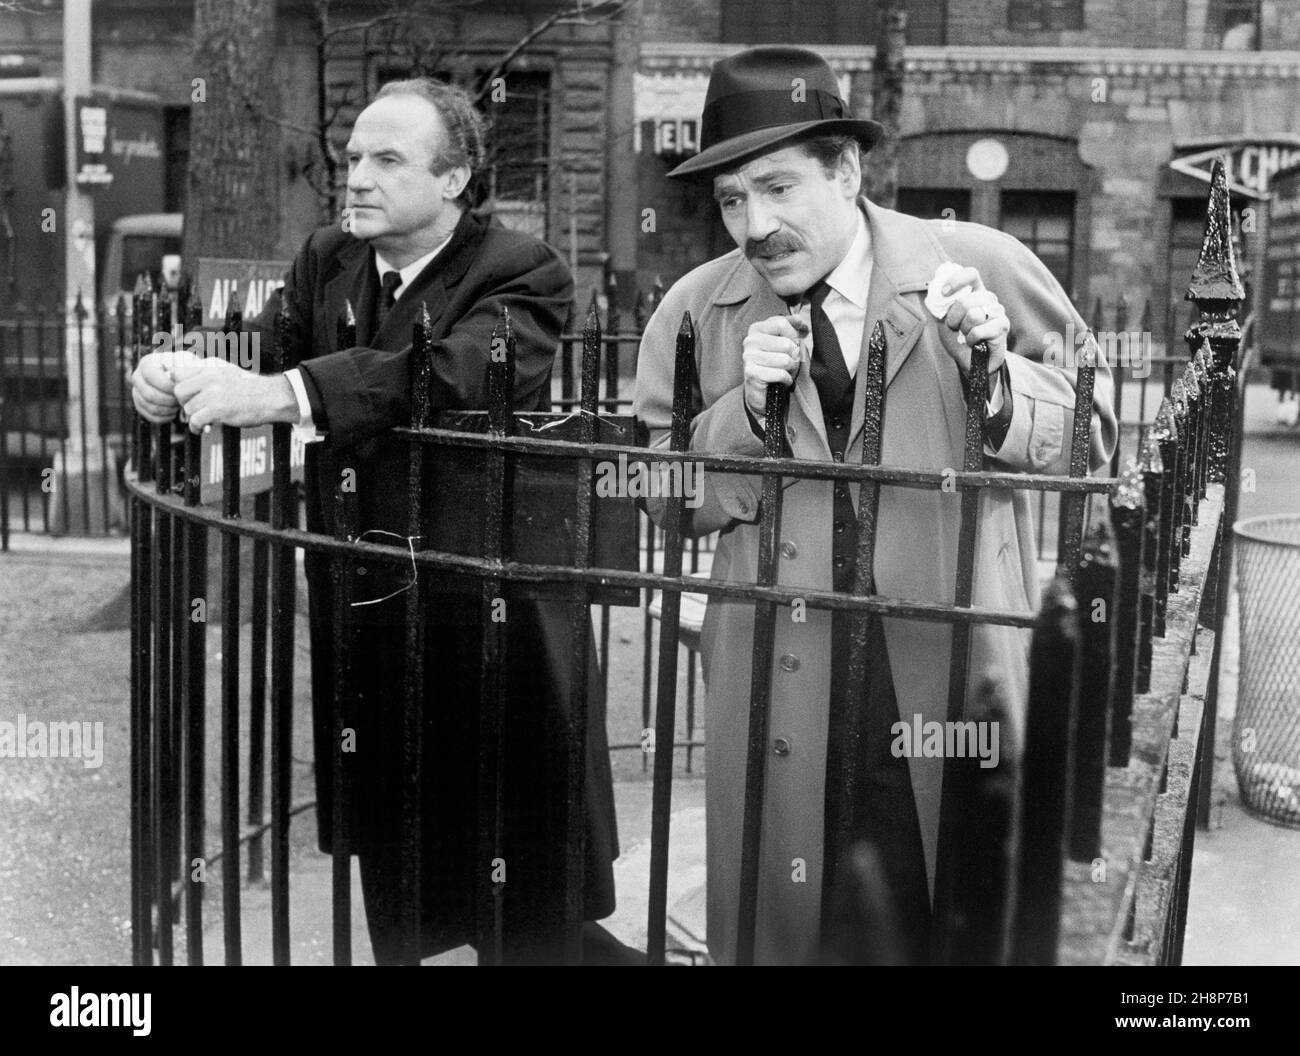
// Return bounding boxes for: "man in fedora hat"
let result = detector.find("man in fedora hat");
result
[634,45,1116,965]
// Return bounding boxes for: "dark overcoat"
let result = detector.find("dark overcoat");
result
[257,208,618,952]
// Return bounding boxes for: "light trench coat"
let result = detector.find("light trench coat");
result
[633,198,1117,965]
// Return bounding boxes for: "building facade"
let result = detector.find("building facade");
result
[0,0,635,298]
[636,0,1300,353]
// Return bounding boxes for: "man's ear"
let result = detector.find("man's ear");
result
[838,147,862,198]
[442,164,472,200]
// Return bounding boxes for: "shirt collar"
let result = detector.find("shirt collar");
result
[374,231,455,295]
[822,205,872,309]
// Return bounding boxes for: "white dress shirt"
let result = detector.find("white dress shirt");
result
[807,204,873,379]
[799,204,1005,431]
[284,234,454,443]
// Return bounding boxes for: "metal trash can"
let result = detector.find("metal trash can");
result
[1232,514,1300,828]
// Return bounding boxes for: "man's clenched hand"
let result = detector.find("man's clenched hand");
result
[130,351,188,423]
[169,355,299,434]
[932,265,1010,378]
[742,314,809,422]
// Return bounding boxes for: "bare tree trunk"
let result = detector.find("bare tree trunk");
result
[863,1,906,209]
[183,0,280,263]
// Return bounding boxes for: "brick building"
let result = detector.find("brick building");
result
[0,0,636,297]
[635,0,1300,351]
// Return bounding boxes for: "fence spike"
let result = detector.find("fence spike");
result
[581,292,602,414]
[486,305,515,437]
[409,303,435,434]
[1151,398,1178,631]
[1136,434,1163,692]
[1170,377,1193,560]
[223,287,243,334]
[268,291,292,374]
[945,674,1021,966]
[337,298,356,350]
[1186,156,1245,306]
[1071,520,1117,862]
[1011,577,1080,966]
[1109,457,1145,764]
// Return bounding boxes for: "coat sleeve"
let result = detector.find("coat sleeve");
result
[298,236,573,449]
[632,284,766,538]
[956,227,1118,476]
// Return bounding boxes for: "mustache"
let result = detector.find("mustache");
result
[746,234,802,259]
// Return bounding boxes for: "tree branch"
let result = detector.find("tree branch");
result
[473,0,629,104]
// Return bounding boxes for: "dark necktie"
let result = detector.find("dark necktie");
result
[375,270,403,336]
[809,280,852,410]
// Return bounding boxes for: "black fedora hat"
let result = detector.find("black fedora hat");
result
[668,45,883,180]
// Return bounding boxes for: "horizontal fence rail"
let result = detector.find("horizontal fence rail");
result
[124,161,1243,965]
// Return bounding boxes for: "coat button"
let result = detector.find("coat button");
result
[834,555,846,570]
[781,540,798,559]
[779,654,800,672]
[834,521,846,535]
[773,737,792,757]
[832,417,844,430]
[737,497,750,514]
[788,424,797,441]
[835,486,847,500]
[832,450,844,462]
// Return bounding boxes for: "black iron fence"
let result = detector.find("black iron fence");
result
[0,293,143,543]
[0,261,1222,553]
[123,162,1243,965]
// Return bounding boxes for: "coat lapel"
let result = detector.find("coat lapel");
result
[322,238,373,352]
[371,207,485,347]
[847,198,948,452]
[709,255,831,455]
[323,208,485,352]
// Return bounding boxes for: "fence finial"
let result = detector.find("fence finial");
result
[338,298,356,350]
[223,287,243,334]
[1186,156,1245,308]
[486,305,515,437]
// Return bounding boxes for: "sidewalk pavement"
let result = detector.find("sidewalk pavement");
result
[1183,583,1300,965]
[199,776,708,965]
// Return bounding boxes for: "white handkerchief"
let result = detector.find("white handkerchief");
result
[925,261,973,320]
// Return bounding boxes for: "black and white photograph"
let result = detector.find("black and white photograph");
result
[0,0,1296,1026]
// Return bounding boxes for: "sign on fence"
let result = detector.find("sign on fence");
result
[194,258,289,327]
[197,425,305,504]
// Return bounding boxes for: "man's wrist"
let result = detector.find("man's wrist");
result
[264,374,301,425]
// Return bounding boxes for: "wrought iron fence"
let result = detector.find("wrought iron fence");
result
[0,293,144,544]
[123,161,1244,965]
